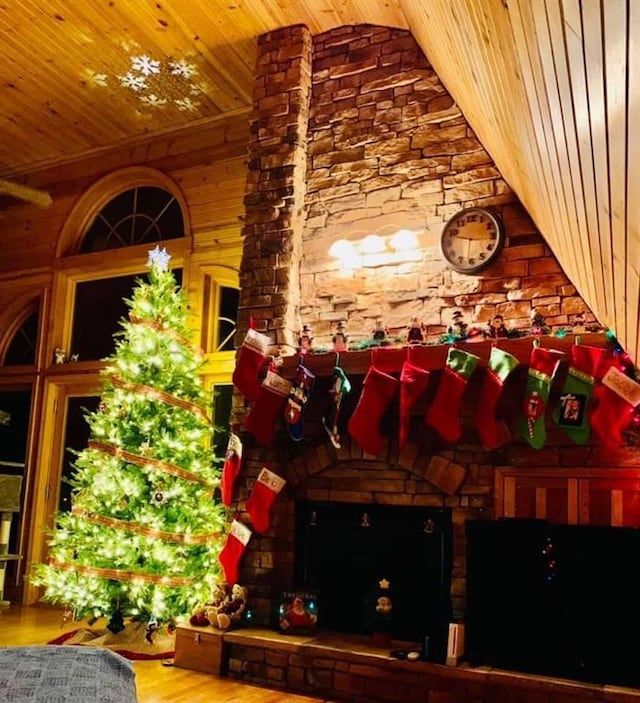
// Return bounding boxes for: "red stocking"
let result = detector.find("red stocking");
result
[399,360,431,449]
[220,432,242,507]
[246,467,286,533]
[425,348,479,443]
[475,347,519,450]
[232,327,270,402]
[590,361,640,449]
[347,366,398,455]
[245,370,292,446]
[219,520,252,585]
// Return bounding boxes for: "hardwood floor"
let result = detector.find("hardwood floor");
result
[0,605,335,703]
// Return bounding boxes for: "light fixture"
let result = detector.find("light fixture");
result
[328,227,421,269]
[390,228,418,251]
[360,234,385,254]
[328,239,355,259]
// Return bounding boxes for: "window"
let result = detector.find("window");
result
[80,186,184,254]
[70,269,183,361]
[3,309,38,366]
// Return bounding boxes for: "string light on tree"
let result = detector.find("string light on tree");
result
[31,246,226,635]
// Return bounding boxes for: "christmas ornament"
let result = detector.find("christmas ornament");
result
[246,467,286,533]
[107,609,125,634]
[486,314,508,339]
[398,356,431,449]
[552,343,607,444]
[589,361,640,449]
[371,319,389,345]
[245,370,292,446]
[332,321,349,352]
[150,489,167,506]
[475,346,519,450]
[425,348,480,443]
[298,324,314,354]
[232,325,271,402]
[284,364,315,442]
[407,316,425,344]
[530,308,550,336]
[348,365,398,455]
[323,365,351,448]
[221,432,242,506]
[517,345,564,449]
[219,520,252,585]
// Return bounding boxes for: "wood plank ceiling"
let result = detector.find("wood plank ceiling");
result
[0,0,637,360]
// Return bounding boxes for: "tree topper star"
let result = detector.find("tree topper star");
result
[148,245,171,271]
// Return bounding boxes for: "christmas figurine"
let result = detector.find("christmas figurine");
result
[332,321,349,353]
[407,316,425,344]
[530,307,550,336]
[371,319,388,345]
[298,324,314,355]
[487,314,508,339]
[54,348,66,365]
[570,311,586,334]
[448,310,468,340]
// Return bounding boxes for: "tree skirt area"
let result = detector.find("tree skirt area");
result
[48,620,175,660]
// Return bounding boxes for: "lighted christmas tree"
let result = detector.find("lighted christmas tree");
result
[31,246,225,632]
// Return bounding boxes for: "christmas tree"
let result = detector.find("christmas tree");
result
[31,246,225,631]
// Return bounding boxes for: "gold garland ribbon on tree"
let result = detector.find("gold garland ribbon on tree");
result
[110,376,211,423]
[88,440,215,487]
[49,560,196,587]
[72,506,221,545]
[128,315,204,359]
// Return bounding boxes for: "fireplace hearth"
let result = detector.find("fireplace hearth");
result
[293,501,453,659]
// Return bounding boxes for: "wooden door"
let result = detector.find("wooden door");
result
[24,377,99,604]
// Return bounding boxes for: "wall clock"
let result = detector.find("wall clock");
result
[440,207,505,274]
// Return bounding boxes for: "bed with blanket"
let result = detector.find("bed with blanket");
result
[0,645,138,702]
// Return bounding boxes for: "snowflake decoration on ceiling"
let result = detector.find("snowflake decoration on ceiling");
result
[140,94,167,107]
[119,72,148,92]
[175,97,199,112]
[83,69,108,87]
[168,59,198,80]
[131,55,161,76]
[85,50,208,114]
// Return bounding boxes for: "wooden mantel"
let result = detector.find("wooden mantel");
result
[278,332,610,379]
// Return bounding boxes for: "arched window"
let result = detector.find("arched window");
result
[79,186,184,253]
[3,307,39,367]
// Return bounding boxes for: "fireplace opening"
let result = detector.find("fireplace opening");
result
[293,501,453,658]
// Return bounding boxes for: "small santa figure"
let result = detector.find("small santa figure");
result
[332,321,349,353]
[407,317,425,344]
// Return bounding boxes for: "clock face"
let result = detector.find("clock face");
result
[440,207,505,274]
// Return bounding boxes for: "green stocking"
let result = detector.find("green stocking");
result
[552,343,606,444]
[518,346,563,449]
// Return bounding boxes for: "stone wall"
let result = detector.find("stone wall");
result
[233,24,637,634]
[297,25,595,343]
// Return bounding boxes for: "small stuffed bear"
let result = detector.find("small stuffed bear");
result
[189,581,231,627]
[215,583,248,630]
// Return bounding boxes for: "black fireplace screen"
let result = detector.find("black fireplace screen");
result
[294,501,453,649]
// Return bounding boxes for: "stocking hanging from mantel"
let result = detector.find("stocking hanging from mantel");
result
[589,359,640,449]
[425,347,480,443]
[517,344,564,449]
[474,346,519,450]
[552,342,607,445]
[348,358,398,456]
[232,324,270,402]
[398,346,434,449]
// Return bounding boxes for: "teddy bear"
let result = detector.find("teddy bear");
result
[215,583,248,630]
[189,581,231,627]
